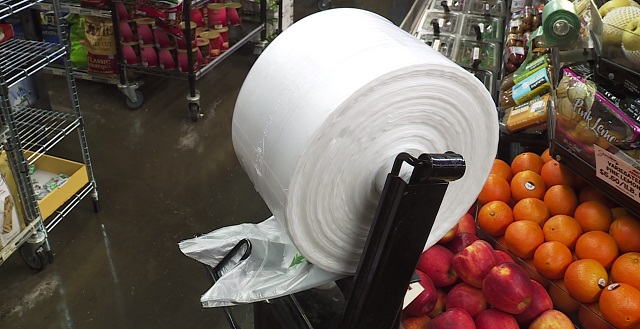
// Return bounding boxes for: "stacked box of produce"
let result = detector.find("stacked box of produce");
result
[466,149,638,329]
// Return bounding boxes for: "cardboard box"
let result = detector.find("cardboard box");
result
[25,152,89,221]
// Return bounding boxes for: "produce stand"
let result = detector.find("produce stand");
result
[0,0,100,270]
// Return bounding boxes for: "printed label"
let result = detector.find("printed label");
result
[432,39,441,51]
[595,145,640,203]
[403,282,425,309]
[472,47,480,61]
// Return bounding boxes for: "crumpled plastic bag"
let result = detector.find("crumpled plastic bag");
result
[179,216,344,307]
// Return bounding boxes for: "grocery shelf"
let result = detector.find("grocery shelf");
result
[122,25,264,80]
[0,0,43,21]
[0,219,40,266]
[12,107,80,165]
[0,38,66,89]
[32,1,111,18]
[44,182,94,232]
[42,65,120,85]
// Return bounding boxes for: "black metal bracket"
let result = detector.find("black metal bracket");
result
[339,152,464,329]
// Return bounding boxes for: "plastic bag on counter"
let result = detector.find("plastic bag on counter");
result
[179,216,345,308]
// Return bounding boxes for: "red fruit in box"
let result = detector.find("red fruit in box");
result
[402,315,431,329]
[427,289,447,318]
[528,309,574,329]
[495,250,515,264]
[438,225,458,244]
[475,309,518,329]
[404,270,437,317]
[452,240,498,288]
[426,308,475,329]
[457,213,477,235]
[482,262,533,314]
[417,245,458,287]
[513,280,553,326]
[445,282,487,318]
[445,233,479,254]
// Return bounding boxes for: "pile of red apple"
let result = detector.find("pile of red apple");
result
[401,211,574,329]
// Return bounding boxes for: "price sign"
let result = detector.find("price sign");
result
[402,282,424,309]
[594,145,640,204]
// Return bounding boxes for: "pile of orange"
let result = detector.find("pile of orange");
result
[476,148,640,329]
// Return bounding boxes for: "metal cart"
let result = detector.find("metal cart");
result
[0,0,99,270]
[111,0,268,121]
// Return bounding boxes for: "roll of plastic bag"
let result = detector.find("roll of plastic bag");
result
[179,217,344,307]
[232,9,498,275]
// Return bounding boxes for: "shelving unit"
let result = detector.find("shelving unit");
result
[0,0,99,270]
[111,0,267,120]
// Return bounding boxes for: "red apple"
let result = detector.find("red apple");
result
[427,307,475,329]
[495,250,515,264]
[445,233,479,254]
[482,263,533,314]
[452,240,498,288]
[403,315,431,329]
[457,213,477,235]
[513,280,553,326]
[529,309,574,329]
[475,309,519,329]
[445,282,487,318]
[428,289,447,318]
[438,225,458,244]
[404,270,438,317]
[417,245,458,287]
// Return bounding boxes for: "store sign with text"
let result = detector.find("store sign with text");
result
[594,145,640,204]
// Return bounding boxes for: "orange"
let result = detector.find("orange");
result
[579,303,611,329]
[513,198,550,227]
[543,215,583,250]
[511,170,547,201]
[611,252,640,291]
[533,241,573,279]
[548,279,579,314]
[491,159,513,182]
[478,174,511,205]
[564,259,608,303]
[609,216,640,253]
[541,148,553,163]
[511,152,545,175]
[612,207,630,219]
[477,201,513,237]
[575,231,619,270]
[599,283,640,329]
[579,186,616,208]
[544,185,578,216]
[504,220,544,259]
[540,160,576,187]
[574,200,613,232]
[525,258,550,288]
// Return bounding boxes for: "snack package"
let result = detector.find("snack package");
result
[85,16,117,74]
[500,65,552,107]
[501,94,550,133]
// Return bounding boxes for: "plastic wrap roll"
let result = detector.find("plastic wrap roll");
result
[540,0,580,45]
[232,9,499,275]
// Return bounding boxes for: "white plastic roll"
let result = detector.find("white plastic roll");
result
[232,8,498,275]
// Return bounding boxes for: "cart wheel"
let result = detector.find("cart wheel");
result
[19,245,44,271]
[317,0,331,10]
[189,103,200,122]
[92,199,100,213]
[125,90,144,109]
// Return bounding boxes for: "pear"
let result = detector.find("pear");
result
[602,6,640,46]
[622,17,640,50]
[599,0,633,17]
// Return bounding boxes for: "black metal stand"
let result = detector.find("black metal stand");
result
[205,152,466,329]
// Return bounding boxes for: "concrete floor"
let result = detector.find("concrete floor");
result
[0,1,412,328]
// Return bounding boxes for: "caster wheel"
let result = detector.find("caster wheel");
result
[92,199,100,213]
[19,245,44,271]
[317,0,331,10]
[126,90,144,109]
[189,103,200,122]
